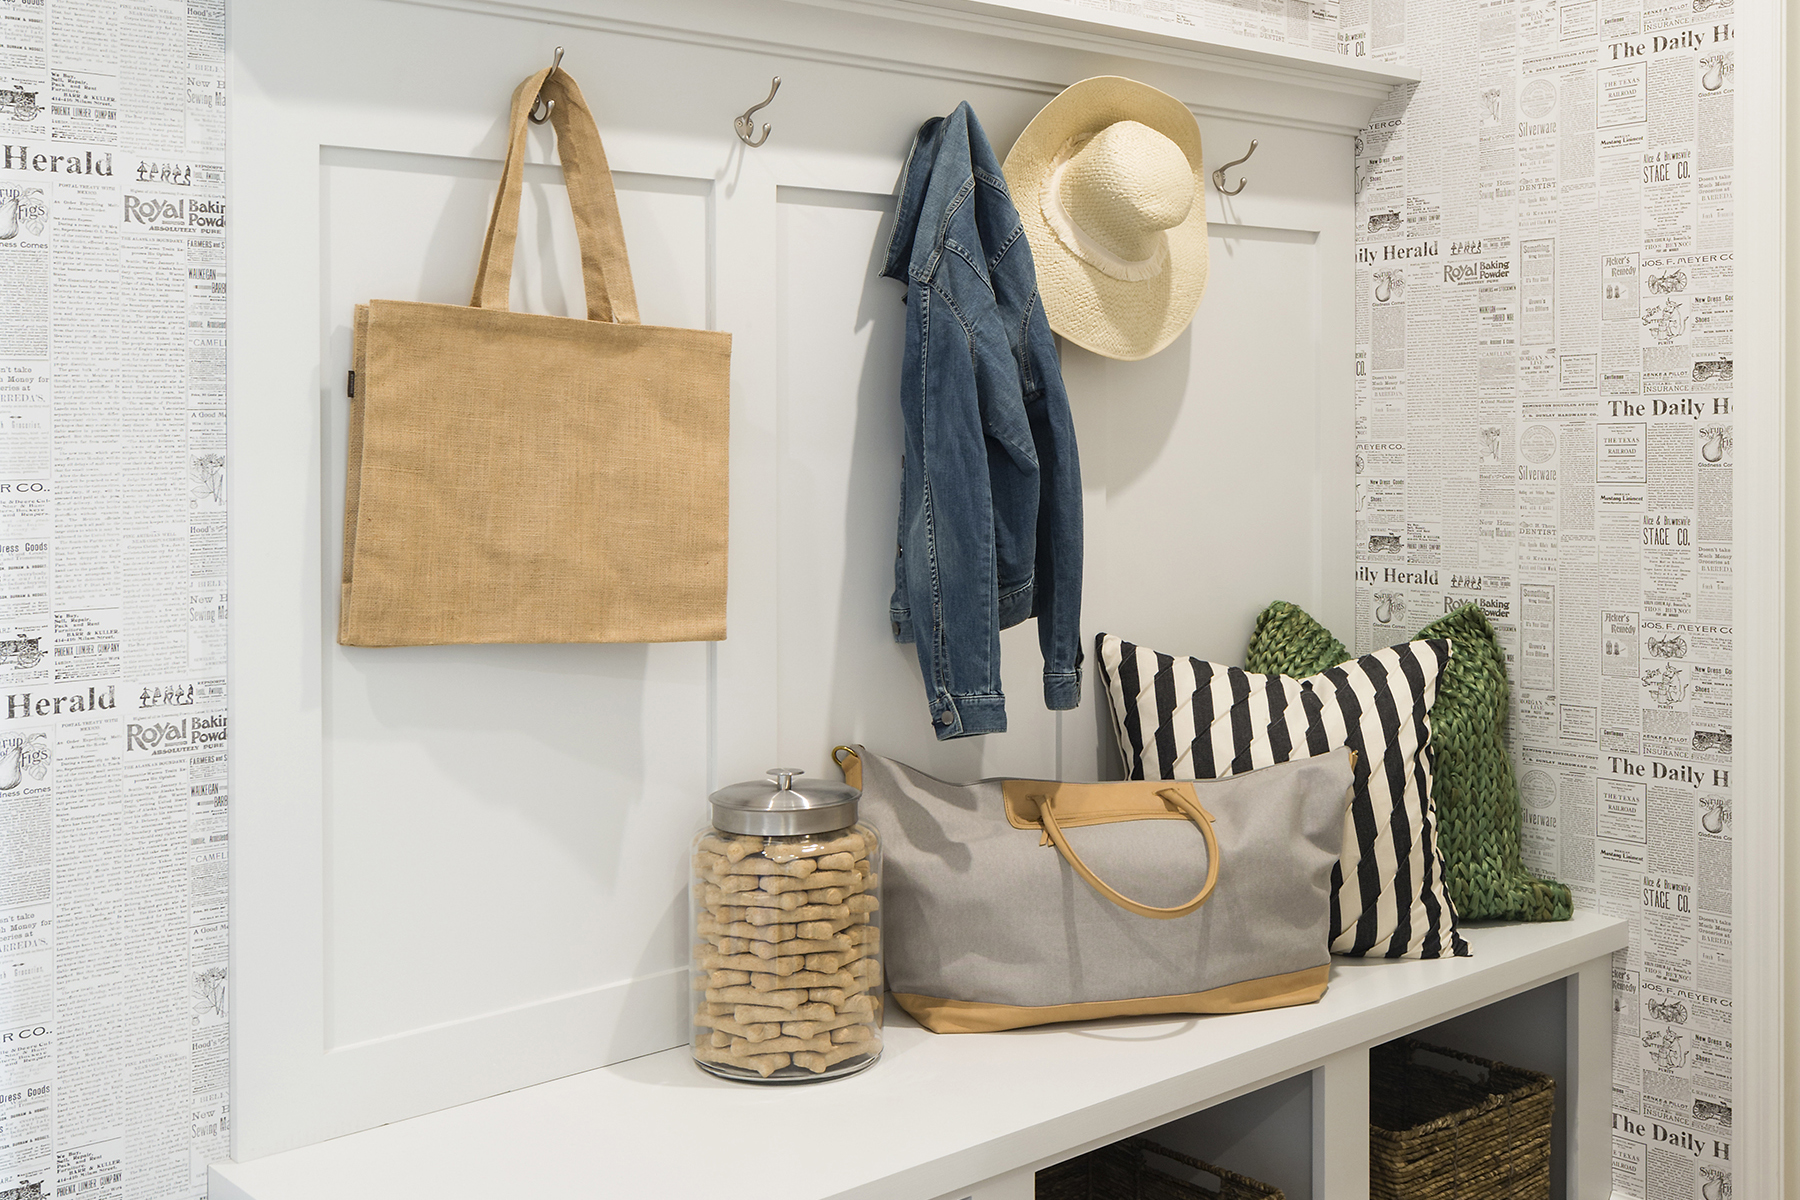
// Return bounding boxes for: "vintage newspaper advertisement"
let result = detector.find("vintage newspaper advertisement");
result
[1346,1,1735,1196]
[0,2,228,1199]
[1030,0,1344,51]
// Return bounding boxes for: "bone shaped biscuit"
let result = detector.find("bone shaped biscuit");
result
[792,1044,870,1073]
[780,1013,864,1039]
[696,1045,790,1077]
[704,952,802,975]
[752,968,854,991]
[695,1014,782,1042]
[736,1001,834,1024]
[787,902,851,922]
[708,985,805,1009]
[755,875,815,895]
[730,1034,831,1056]
[802,946,866,974]
[750,936,847,958]
[767,831,864,862]
[724,856,818,879]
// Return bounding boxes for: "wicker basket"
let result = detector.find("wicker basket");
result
[1370,1038,1556,1200]
[1037,1136,1285,1200]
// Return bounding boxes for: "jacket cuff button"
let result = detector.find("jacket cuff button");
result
[936,710,954,725]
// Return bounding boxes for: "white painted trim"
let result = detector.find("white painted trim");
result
[385,0,1407,135]
[227,52,774,1147]
[783,0,1420,87]
[1311,1048,1368,1200]
[1735,0,1786,1196]
[1565,958,1610,1200]
[211,917,1626,1200]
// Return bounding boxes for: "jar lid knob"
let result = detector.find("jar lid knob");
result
[767,767,804,790]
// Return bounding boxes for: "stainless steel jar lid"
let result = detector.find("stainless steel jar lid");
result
[709,768,860,837]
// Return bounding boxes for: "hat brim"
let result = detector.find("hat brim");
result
[1004,76,1208,362]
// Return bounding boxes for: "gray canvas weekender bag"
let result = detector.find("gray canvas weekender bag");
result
[834,745,1355,1033]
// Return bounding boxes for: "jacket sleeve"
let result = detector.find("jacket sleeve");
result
[897,280,1010,739]
[1025,295,1084,710]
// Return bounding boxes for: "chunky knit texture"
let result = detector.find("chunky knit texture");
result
[1246,601,1573,923]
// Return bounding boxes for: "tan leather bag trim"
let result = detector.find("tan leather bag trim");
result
[1001,779,1199,830]
[832,748,1199,828]
[833,745,863,790]
[891,964,1332,1034]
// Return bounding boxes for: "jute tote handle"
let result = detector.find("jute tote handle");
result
[1034,788,1221,920]
[470,66,640,324]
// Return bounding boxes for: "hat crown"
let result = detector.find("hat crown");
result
[1056,121,1195,262]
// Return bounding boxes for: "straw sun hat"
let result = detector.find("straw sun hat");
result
[1004,77,1207,361]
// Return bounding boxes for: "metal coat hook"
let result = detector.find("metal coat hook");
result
[734,76,781,147]
[529,46,565,124]
[1211,140,1258,196]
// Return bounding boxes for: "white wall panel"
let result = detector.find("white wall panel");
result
[773,186,1063,781]
[231,0,1362,1158]
[318,151,714,1047]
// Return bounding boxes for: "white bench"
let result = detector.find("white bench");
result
[211,912,1626,1200]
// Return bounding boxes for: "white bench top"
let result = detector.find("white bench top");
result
[212,913,1626,1200]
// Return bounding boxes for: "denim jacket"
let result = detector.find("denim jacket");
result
[880,103,1084,739]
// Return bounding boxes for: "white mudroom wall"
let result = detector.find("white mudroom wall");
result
[225,0,1390,1159]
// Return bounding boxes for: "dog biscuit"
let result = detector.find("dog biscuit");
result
[802,947,867,974]
[730,1034,831,1056]
[708,986,804,1009]
[695,1014,782,1042]
[779,1013,864,1039]
[831,1023,876,1045]
[696,1045,790,1077]
[724,856,818,879]
[751,936,847,958]
[792,1044,870,1074]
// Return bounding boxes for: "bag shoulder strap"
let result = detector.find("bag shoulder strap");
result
[471,66,640,324]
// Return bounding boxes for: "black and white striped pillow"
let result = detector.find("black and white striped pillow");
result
[1097,633,1468,959]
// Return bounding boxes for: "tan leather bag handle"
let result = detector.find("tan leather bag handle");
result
[471,66,640,324]
[1033,788,1220,920]
[831,746,1220,920]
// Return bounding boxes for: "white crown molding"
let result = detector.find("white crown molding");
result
[385,0,1411,135]
[787,0,1417,92]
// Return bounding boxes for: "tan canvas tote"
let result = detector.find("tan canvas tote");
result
[340,66,731,646]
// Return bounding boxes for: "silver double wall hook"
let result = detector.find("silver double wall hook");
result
[529,46,565,125]
[734,76,781,147]
[1211,139,1258,196]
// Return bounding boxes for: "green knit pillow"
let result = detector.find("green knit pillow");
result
[1246,601,1572,923]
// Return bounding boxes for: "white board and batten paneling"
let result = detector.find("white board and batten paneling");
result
[227,0,1411,1158]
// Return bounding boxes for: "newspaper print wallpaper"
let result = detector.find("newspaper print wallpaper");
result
[1344,1,1736,1196]
[0,2,228,1200]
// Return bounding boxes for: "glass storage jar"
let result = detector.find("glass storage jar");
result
[691,767,882,1083]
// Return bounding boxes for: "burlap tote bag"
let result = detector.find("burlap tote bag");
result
[340,66,731,646]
